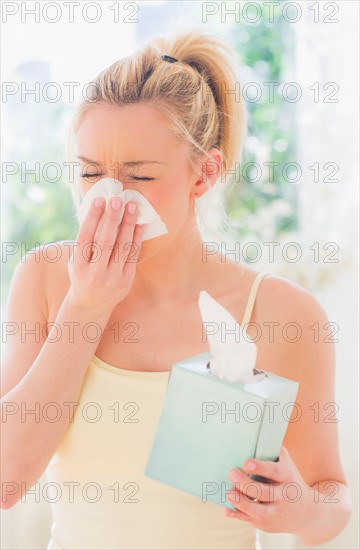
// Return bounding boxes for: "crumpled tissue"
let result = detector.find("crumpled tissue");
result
[77,177,168,241]
[198,290,266,383]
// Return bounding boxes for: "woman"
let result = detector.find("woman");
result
[1,28,352,550]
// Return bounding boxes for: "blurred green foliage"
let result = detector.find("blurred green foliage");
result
[2,92,77,302]
[225,8,298,242]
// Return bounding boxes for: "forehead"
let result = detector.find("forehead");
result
[75,102,185,162]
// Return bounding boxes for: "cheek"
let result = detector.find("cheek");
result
[148,177,190,223]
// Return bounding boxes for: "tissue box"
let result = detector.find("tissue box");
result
[145,351,299,509]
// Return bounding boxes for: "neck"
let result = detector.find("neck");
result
[129,224,208,304]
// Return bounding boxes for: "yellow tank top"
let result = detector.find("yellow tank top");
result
[45,272,268,550]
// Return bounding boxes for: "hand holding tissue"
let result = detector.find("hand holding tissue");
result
[145,289,300,509]
[77,177,168,241]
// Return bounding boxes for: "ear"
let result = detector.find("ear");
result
[191,148,223,199]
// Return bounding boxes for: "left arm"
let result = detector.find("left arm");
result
[226,277,352,545]
[303,479,352,545]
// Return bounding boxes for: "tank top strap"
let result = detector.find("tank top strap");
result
[241,271,270,327]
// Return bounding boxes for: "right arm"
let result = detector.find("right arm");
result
[0,197,144,508]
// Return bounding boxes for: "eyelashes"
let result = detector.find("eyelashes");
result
[81,174,155,182]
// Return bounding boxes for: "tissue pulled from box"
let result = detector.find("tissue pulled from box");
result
[198,290,266,384]
[77,177,168,241]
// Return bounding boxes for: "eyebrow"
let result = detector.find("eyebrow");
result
[77,156,166,167]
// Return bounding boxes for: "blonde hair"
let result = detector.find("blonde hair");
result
[67,26,247,233]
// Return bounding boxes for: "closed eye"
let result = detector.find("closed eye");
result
[131,176,154,181]
[81,174,154,181]
[81,174,103,180]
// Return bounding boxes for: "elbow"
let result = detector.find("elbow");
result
[0,495,18,510]
[338,485,353,533]
[341,489,353,531]
[0,479,22,510]
[306,490,352,546]
[320,505,353,546]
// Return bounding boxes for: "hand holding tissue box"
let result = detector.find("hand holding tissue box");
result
[77,177,168,241]
[145,289,299,510]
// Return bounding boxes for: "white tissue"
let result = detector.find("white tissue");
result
[198,290,266,384]
[77,177,168,241]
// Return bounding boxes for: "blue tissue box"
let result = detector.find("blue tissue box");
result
[145,351,299,509]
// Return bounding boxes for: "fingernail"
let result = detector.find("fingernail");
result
[244,461,256,471]
[127,202,136,214]
[95,197,104,208]
[112,197,122,210]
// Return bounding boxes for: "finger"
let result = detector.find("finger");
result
[75,197,106,266]
[120,223,145,279]
[112,201,140,266]
[96,197,124,268]
[228,468,280,504]
[242,448,290,484]
[226,489,264,519]
[225,506,253,523]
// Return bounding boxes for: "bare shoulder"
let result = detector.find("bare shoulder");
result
[41,240,74,319]
[218,260,327,327]
[220,261,334,379]
[41,239,75,279]
[252,269,334,371]
[256,270,329,324]
[258,272,335,374]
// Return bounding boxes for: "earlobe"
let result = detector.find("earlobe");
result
[202,148,222,186]
[192,176,208,200]
[191,148,222,199]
